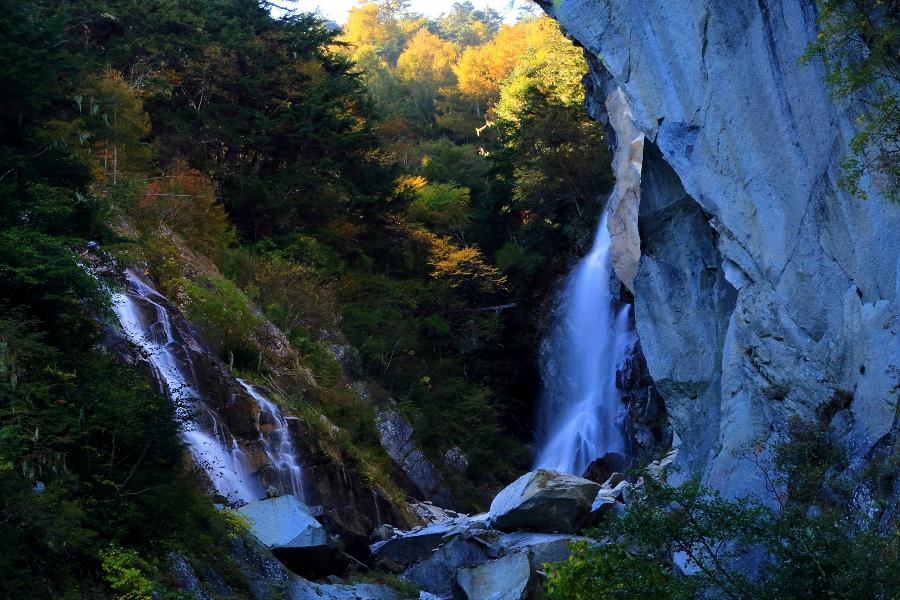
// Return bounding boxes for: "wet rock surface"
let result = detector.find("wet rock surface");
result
[108,267,419,575]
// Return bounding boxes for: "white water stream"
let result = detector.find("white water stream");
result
[111,269,304,504]
[238,379,305,499]
[535,210,635,476]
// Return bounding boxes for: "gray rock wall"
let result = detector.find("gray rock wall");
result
[542,0,900,505]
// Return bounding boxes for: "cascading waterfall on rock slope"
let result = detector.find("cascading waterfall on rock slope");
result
[111,268,305,504]
[238,379,305,499]
[535,210,635,476]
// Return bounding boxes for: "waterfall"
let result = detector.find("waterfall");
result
[238,379,305,499]
[534,210,635,476]
[110,269,304,504]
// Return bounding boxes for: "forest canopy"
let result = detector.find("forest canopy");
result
[0,0,613,596]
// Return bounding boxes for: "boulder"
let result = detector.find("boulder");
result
[585,494,624,528]
[229,532,400,600]
[444,446,470,473]
[404,535,497,597]
[409,500,465,525]
[370,523,396,544]
[454,552,538,600]
[496,532,581,570]
[645,449,677,480]
[309,582,403,600]
[581,452,626,485]
[488,469,600,533]
[237,494,346,578]
[371,518,488,571]
[602,472,625,489]
[603,480,630,503]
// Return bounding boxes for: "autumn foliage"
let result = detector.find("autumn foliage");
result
[136,161,236,261]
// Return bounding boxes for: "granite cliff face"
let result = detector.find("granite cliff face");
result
[543,0,900,513]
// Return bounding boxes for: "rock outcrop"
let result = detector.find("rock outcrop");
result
[107,267,416,561]
[488,470,600,533]
[541,0,900,510]
[616,338,672,466]
[227,535,404,600]
[376,408,455,508]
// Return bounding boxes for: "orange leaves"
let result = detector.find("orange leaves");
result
[395,174,428,194]
[453,18,558,108]
[135,160,236,262]
[410,227,508,294]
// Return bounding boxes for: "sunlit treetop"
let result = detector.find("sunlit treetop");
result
[453,17,562,110]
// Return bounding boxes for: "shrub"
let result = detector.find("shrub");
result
[547,456,900,600]
[100,547,155,600]
[183,276,262,367]
[803,0,900,199]
[546,541,694,600]
[407,182,471,240]
[224,248,337,342]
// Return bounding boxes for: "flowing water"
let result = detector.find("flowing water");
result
[238,379,305,499]
[535,210,635,476]
[111,269,304,504]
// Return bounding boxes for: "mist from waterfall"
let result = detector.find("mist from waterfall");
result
[535,209,635,476]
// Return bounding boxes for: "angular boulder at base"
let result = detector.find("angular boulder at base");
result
[454,552,539,600]
[371,518,489,571]
[237,494,347,578]
[488,469,600,533]
[403,535,497,597]
[496,532,581,569]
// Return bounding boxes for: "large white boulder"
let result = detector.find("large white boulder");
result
[489,469,600,533]
[237,495,345,577]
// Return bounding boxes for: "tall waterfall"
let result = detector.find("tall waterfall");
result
[111,269,304,504]
[535,210,635,476]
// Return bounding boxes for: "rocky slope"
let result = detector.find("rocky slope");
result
[541,0,899,514]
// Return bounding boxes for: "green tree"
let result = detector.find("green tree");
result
[549,437,900,600]
[804,0,900,199]
[437,2,503,47]
[407,182,472,241]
